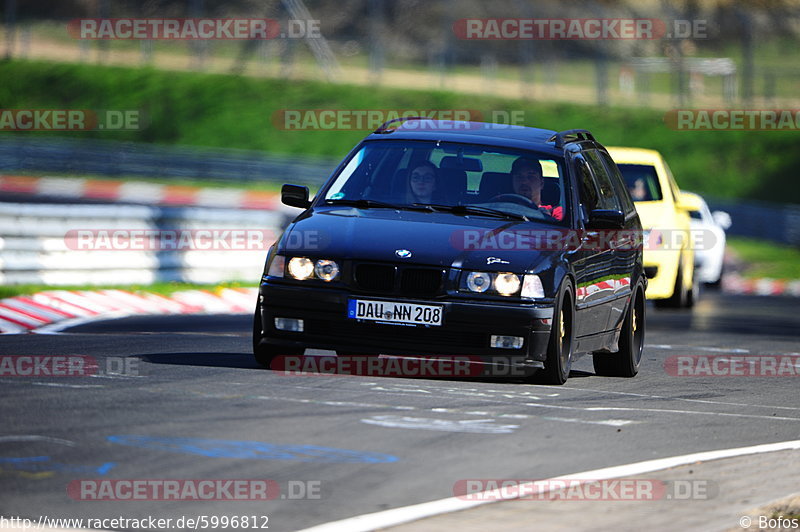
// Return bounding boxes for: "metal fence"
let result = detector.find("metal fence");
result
[706,198,800,247]
[0,201,285,285]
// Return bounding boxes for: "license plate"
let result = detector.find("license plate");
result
[347,299,443,326]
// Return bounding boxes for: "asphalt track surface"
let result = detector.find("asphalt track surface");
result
[1,291,799,531]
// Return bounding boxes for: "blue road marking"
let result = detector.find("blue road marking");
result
[107,435,398,464]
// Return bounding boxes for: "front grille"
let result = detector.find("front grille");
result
[401,268,444,295]
[355,264,396,291]
[353,263,444,296]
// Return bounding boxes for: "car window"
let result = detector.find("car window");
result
[616,164,663,201]
[689,210,703,220]
[584,150,622,212]
[596,150,636,216]
[573,154,598,216]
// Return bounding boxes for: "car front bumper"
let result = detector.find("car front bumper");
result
[257,281,555,363]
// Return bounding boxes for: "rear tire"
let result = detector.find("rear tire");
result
[593,282,645,377]
[532,279,574,385]
[253,304,303,368]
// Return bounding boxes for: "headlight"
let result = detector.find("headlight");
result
[314,259,340,282]
[288,257,315,280]
[521,274,544,299]
[466,271,492,293]
[266,254,285,277]
[494,273,521,296]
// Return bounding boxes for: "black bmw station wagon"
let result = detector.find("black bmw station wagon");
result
[254,119,645,384]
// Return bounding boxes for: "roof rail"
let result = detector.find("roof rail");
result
[373,116,431,134]
[548,129,596,148]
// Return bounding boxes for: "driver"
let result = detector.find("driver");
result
[510,157,563,221]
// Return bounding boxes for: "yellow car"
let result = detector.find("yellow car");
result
[608,147,697,309]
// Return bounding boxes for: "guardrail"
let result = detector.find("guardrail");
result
[0,136,338,186]
[706,198,800,247]
[0,202,286,285]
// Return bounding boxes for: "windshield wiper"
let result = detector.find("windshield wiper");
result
[414,203,529,221]
[324,198,404,209]
[325,198,439,212]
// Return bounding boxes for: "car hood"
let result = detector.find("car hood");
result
[280,207,565,273]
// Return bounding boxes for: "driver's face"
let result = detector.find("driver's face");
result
[512,168,543,199]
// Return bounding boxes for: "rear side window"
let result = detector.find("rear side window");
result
[596,150,636,216]
[573,155,598,215]
[584,150,622,212]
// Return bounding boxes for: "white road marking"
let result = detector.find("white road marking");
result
[31,382,106,389]
[555,385,800,412]
[523,402,800,422]
[541,416,639,427]
[647,344,750,353]
[296,439,800,532]
[361,415,519,434]
[0,435,77,446]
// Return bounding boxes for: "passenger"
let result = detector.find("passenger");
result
[628,178,648,201]
[407,161,438,204]
[510,157,563,220]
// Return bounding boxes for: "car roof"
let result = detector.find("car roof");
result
[606,146,664,164]
[364,120,567,156]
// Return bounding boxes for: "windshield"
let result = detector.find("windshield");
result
[616,163,663,202]
[322,140,568,224]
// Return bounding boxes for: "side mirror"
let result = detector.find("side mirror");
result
[587,209,625,229]
[281,184,311,208]
[712,210,732,230]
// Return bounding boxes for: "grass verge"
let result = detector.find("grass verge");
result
[727,237,800,280]
[2,59,800,203]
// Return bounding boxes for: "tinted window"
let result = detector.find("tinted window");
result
[584,150,622,212]
[573,155,598,215]
[597,150,636,215]
[616,164,663,201]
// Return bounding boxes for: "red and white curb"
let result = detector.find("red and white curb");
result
[722,273,800,297]
[0,287,258,334]
[0,175,279,210]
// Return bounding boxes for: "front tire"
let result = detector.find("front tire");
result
[593,282,645,377]
[685,266,700,308]
[533,279,575,385]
